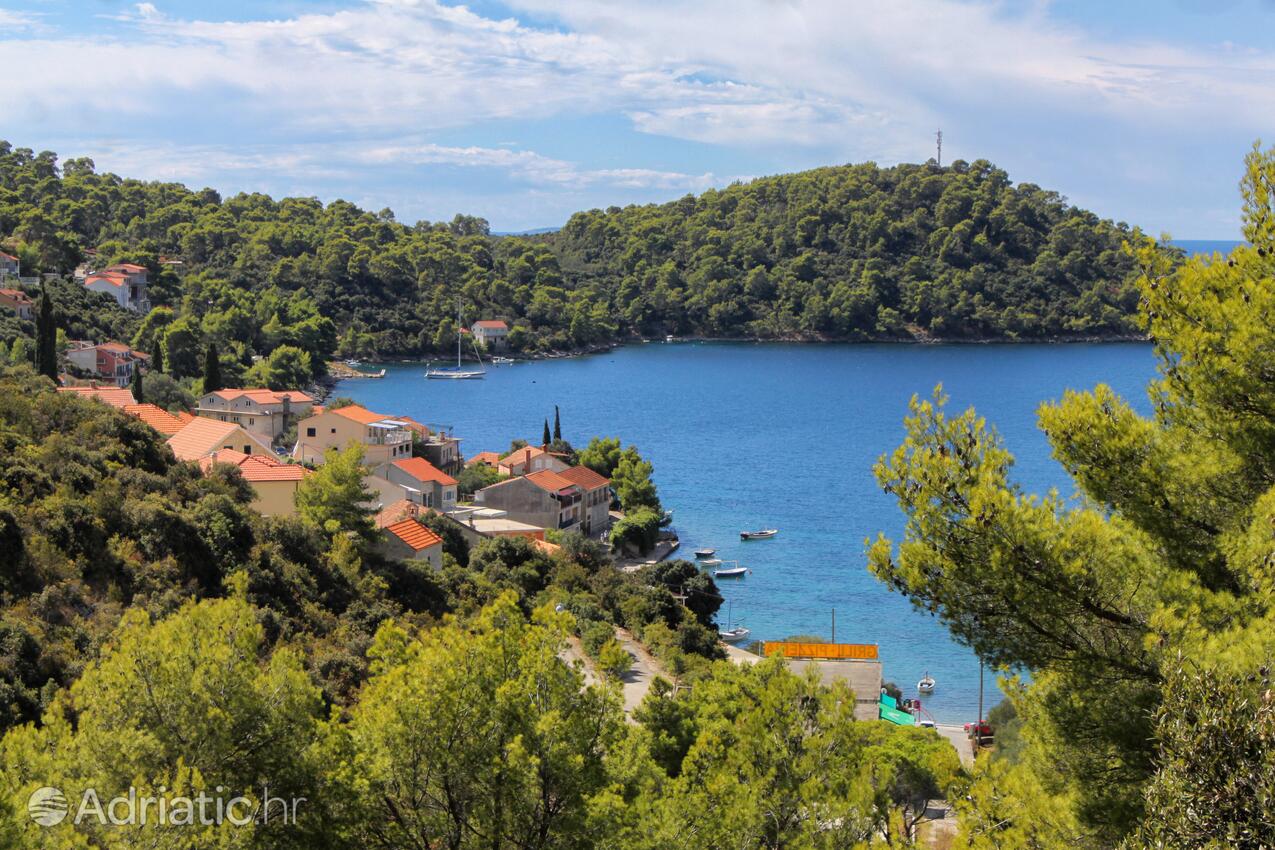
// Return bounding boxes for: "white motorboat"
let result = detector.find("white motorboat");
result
[491,356,515,365]
[699,558,723,567]
[715,563,749,578]
[740,528,778,540]
[427,298,487,380]
[917,672,936,694]
[694,548,716,558]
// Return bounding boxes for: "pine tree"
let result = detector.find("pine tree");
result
[542,418,551,447]
[203,342,223,392]
[34,286,57,382]
[131,366,144,403]
[553,405,562,441]
[150,335,164,373]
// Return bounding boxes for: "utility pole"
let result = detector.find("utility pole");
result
[935,128,943,167]
[978,660,984,724]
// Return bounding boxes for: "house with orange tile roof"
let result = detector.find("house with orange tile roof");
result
[470,319,509,351]
[467,451,503,469]
[0,252,19,280]
[0,287,33,320]
[557,465,613,535]
[123,403,189,436]
[83,264,149,312]
[382,456,459,511]
[378,518,444,569]
[474,468,585,532]
[65,341,148,387]
[56,385,137,409]
[498,444,570,477]
[197,388,315,439]
[293,404,414,467]
[167,416,277,462]
[199,449,311,516]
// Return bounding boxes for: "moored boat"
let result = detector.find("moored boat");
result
[715,564,748,578]
[740,528,778,540]
[426,298,487,379]
[699,558,723,567]
[694,548,716,558]
[917,672,936,694]
[719,626,751,643]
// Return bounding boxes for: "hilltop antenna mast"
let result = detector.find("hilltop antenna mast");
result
[935,129,943,167]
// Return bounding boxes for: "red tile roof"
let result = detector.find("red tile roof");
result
[84,272,128,288]
[106,263,147,273]
[210,388,313,405]
[384,519,443,552]
[123,403,188,436]
[0,288,31,302]
[167,417,275,462]
[392,456,458,486]
[501,446,545,467]
[558,465,610,491]
[473,320,508,330]
[375,499,423,529]
[199,449,309,482]
[524,469,581,494]
[0,252,17,261]
[57,386,137,409]
[330,405,391,425]
[467,451,503,468]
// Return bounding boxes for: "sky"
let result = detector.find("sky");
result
[1,0,1273,235]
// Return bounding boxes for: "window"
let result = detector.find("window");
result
[306,427,316,437]
[244,445,252,454]
[330,428,336,434]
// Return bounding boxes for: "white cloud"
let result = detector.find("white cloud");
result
[0,0,1271,232]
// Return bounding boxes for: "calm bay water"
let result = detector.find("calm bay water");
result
[337,342,1156,722]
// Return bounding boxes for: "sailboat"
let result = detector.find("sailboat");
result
[718,600,750,643]
[426,299,487,380]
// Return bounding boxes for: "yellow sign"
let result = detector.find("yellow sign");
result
[762,642,879,660]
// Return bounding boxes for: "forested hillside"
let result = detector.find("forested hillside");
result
[1,141,1152,389]
[549,160,1146,340]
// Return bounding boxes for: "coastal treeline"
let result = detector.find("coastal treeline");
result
[871,145,1275,847]
[2,140,1154,388]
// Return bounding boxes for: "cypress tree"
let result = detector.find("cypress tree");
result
[203,342,223,392]
[542,418,551,447]
[150,335,164,373]
[34,286,57,382]
[553,405,562,441]
[131,366,144,403]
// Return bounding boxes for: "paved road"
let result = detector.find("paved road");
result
[561,630,670,719]
[935,724,975,768]
[614,627,668,714]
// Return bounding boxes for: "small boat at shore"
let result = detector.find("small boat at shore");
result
[699,558,723,567]
[719,625,751,643]
[491,356,515,365]
[659,510,674,527]
[917,672,936,694]
[694,548,716,558]
[715,563,749,578]
[740,528,778,540]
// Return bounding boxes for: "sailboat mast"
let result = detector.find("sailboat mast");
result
[456,297,463,368]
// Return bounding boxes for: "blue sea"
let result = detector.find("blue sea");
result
[336,342,1157,722]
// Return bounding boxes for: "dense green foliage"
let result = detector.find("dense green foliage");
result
[872,145,1275,847]
[549,159,1149,341]
[0,366,448,728]
[2,142,1154,384]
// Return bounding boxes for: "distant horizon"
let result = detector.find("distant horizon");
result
[2,1,1272,237]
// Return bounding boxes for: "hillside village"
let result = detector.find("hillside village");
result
[53,380,647,572]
